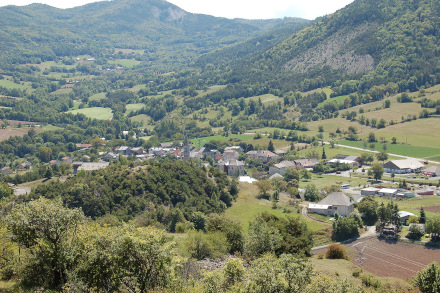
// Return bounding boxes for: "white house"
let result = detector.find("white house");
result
[308,192,354,217]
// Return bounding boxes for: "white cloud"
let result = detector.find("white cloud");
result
[0,0,354,19]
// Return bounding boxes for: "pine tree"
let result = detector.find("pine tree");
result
[268,140,274,152]
[420,207,426,224]
[321,147,327,160]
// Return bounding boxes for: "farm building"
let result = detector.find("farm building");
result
[398,211,416,225]
[378,188,398,196]
[423,166,440,177]
[308,192,354,217]
[361,187,380,196]
[396,190,415,198]
[383,159,424,174]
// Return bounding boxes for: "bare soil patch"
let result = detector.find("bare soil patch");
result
[346,238,440,279]
[0,129,27,140]
[421,206,440,213]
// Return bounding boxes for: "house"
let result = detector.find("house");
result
[423,166,440,177]
[409,223,425,233]
[294,159,319,169]
[75,143,92,150]
[275,149,287,156]
[115,146,131,156]
[1,167,13,176]
[130,147,144,156]
[218,160,245,177]
[224,146,243,153]
[378,188,398,197]
[61,157,73,164]
[398,211,416,225]
[246,150,278,163]
[383,159,424,174]
[361,187,380,196]
[223,150,239,161]
[327,158,359,168]
[269,173,284,180]
[18,161,32,170]
[308,192,355,217]
[160,142,173,148]
[49,160,61,166]
[269,161,296,175]
[103,152,118,161]
[73,162,110,174]
[337,155,362,165]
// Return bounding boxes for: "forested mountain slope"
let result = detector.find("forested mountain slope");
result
[0,0,308,68]
[212,0,440,96]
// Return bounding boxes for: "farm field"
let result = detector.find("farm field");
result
[317,94,349,108]
[338,139,440,158]
[89,92,106,101]
[0,129,28,141]
[107,59,141,68]
[0,79,31,90]
[346,237,440,279]
[68,107,113,120]
[130,114,152,128]
[189,134,254,148]
[126,103,145,114]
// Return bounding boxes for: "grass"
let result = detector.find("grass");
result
[318,94,349,108]
[375,194,440,219]
[67,107,113,120]
[126,103,145,114]
[40,124,63,131]
[226,182,326,233]
[0,79,30,90]
[189,134,254,148]
[299,174,369,190]
[89,92,106,101]
[107,59,141,68]
[338,139,440,158]
[130,114,152,128]
[247,94,284,105]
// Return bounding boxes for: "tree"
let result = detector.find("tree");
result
[300,169,312,181]
[44,166,54,179]
[375,151,388,163]
[426,217,440,240]
[304,184,321,202]
[332,217,359,241]
[244,217,282,258]
[268,140,274,152]
[0,183,12,199]
[357,197,378,224]
[37,146,52,162]
[361,152,374,165]
[254,180,272,199]
[420,207,426,224]
[6,198,85,289]
[391,137,397,144]
[384,99,391,108]
[371,163,384,181]
[414,262,440,293]
[321,147,326,160]
[284,168,299,182]
[368,132,377,142]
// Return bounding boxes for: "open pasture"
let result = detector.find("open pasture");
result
[68,107,113,120]
[346,237,440,279]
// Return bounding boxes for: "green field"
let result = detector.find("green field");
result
[338,139,440,158]
[108,59,141,68]
[89,92,106,101]
[189,134,254,148]
[126,103,145,114]
[130,114,152,128]
[40,124,64,131]
[375,195,440,219]
[318,95,349,108]
[68,107,113,120]
[0,79,30,90]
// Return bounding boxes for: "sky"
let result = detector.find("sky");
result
[0,0,354,20]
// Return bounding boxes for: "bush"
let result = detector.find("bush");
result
[184,231,228,260]
[325,243,347,259]
[407,225,424,240]
[175,221,195,233]
[361,274,382,289]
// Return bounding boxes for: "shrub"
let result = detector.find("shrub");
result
[407,225,424,240]
[361,274,382,289]
[184,231,228,260]
[325,243,347,259]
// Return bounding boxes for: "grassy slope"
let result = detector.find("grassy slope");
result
[68,107,113,120]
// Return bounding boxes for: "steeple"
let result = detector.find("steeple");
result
[183,134,190,161]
